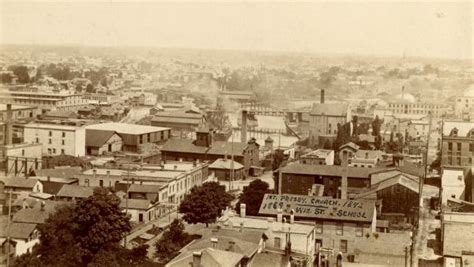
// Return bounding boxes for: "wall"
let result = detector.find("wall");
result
[13,236,40,256]
[441,137,473,167]
[24,126,85,156]
[96,134,123,155]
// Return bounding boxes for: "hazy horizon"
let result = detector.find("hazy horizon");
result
[1,1,473,60]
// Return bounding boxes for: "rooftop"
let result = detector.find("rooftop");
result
[281,163,384,179]
[301,149,334,159]
[2,177,39,189]
[56,185,94,199]
[209,158,244,170]
[86,122,170,135]
[310,103,348,116]
[442,121,474,136]
[86,129,120,147]
[24,122,83,131]
[119,198,153,210]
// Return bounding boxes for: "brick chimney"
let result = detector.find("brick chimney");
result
[211,237,218,249]
[192,251,202,267]
[320,89,325,104]
[240,203,246,218]
[241,110,248,143]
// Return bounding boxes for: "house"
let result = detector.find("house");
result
[85,122,171,153]
[349,150,384,168]
[2,177,43,199]
[6,222,39,256]
[167,248,246,267]
[441,212,474,265]
[127,184,165,202]
[23,122,86,156]
[441,168,466,204]
[441,121,474,168]
[85,129,123,155]
[209,158,245,181]
[119,198,160,223]
[300,149,335,166]
[338,142,360,161]
[309,90,351,146]
[0,104,40,122]
[161,129,259,178]
[56,184,94,201]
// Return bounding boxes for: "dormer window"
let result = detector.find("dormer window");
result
[468,129,474,138]
[450,128,458,137]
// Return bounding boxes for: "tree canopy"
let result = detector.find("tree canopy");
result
[13,188,150,267]
[179,182,233,227]
[235,179,271,216]
[155,219,193,263]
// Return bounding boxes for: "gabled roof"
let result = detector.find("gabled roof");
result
[339,142,360,151]
[2,177,39,189]
[207,141,247,157]
[120,198,152,210]
[355,174,420,199]
[56,185,94,199]
[310,103,348,116]
[209,159,244,170]
[86,129,121,147]
[13,201,68,224]
[7,223,37,240]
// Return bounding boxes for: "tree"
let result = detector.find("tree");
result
[272,149,286,171]
[86,83,95,93]
[8,65,30,83]
[235,179,271,216]
[430,152,441,173]
[155,219,191,263]
[13,188,145,266]
[179,182,233,227]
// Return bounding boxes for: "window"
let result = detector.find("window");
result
[448,142,453,151]
[48,148,52,154]
[85,179,90,186]
[52,148,56,154]
[457,157,461,166]
[315,221,323,234]
[62,140,65,145]
[448,157,453,165]
[49,131,52,136]
[356,223,363,237]
[36,137,39,143]
[99,180,104,187]
[457,143,462,151]
[340,240,348,253]
[62,132,66,138]
[48,139,52,144]
[470,143,474,152]
[21,149,25,156]
[274,237,281,248]
[138,213,143,222]
[336,222,344,236]
[61,149,65,154]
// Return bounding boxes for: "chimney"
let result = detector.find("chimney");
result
[192,251,202,267]
[320,89,325,104]
[106,170,110,180]
[341,151,348,199]
[241,110,248,143]
[277,208,283,222]
[290,209,295,224]
[93,169,97,180]
[40,201,45,211]
[211,238,218,249]
[240,203,246,218]
[5,104,13,145]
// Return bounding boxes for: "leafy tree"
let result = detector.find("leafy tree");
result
[235,179,271,216]
[86,83,95,93]
[13,188,148,267]
[155,219,191,263]
[430,152,441,173]
[8,65,30,83]
[272,149,286,171]
[179,182,233,227]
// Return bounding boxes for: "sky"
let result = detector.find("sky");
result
[0,1,472,59]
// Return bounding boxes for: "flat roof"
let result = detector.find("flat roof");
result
[0,104,38,111]
[86,122,170,135]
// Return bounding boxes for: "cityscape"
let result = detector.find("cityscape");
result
[0,1,473,267]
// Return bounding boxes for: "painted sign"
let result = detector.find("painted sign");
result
[259,194,375,222]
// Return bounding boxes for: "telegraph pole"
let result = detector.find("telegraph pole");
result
[123,165,131,248]
[6,190,12,267]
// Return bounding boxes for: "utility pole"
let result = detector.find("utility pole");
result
[123,166,131,248]
[6,190,12,267]
[230,132,234,191]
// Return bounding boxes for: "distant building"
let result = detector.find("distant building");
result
[349,150,384,168]
[441,121,474,168]
[56,184,94,201]
[85,122,171,153]
[161,129,260,177]
[0,90,88,112]
[23,123,86,156]
[1,143,43,177]
[384,88,449,118]
[209,158,245,181]
[309,90,351,146]
[150,111,205,132]
[454,85,474,120]
[85,130,123,155]
[0,104,40,121]
[300,149,335,166]
[119,198,160,223]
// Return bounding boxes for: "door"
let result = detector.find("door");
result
[108,144,112,152]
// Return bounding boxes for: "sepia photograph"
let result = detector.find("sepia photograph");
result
[0,0,472,266]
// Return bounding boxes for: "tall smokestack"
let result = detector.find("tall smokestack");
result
[341,150,348,199]
[320,89,325,104]
[241,110,247,143]
[6,104,13,145]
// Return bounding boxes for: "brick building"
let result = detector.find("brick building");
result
[441,121,474,168]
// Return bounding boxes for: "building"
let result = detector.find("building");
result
[441,121,474,168]
[454,85,474,120]
[218,91,256,104]
[0,104,40,121]
[23,122,86,157]
[161,129,259,178]
[1,143,43,177]
[43,110,78,120]
[441,212,474,265]
[407,119,429,139]
[208,158,245,181]
[119,197,160,223]
[441,168,466,204]
[349,150,384,168]
[385,89,449,118]
[1,177,43,201]
[150,111,205,132]
[300,149,335,166]
[309,90,351,146]
[0,90,88,112]
[56,184,94,201]
[85,123,171,153]
[85,130,123,155]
